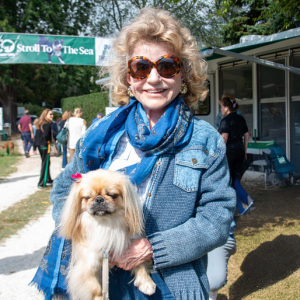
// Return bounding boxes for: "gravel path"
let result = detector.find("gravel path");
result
[0,138,62,299]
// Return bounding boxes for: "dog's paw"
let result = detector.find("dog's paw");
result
[134,279,156,296]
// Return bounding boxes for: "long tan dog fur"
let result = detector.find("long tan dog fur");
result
[59,169,156,300]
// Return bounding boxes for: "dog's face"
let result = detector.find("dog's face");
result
[60,169,143,240]
[53,38,63,52]
[77,171,126,217]
[80,179,124,217]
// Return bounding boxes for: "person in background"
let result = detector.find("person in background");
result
[66,108,86,162]
[218,95,254,212]
[17,109,34,157]
[51,120,59,141]
[32,8,235,300]
[55,117,62,156]
[32,119,38,155]
[34,109,54,189]
[91,112,103,125]
[57,110,72,170]
[207,94,254,300]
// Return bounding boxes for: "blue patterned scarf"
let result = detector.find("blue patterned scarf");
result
[82,96,193,184]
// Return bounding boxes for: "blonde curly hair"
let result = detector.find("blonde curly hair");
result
[109,7,208,107]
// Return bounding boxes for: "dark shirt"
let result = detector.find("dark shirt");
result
[219,112,248,150]
[51,122,58,140]
[57,120,66,132]
[18,115,32,132]
[34,123,52,146]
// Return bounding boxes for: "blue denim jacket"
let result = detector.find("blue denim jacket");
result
[50,117,236,300]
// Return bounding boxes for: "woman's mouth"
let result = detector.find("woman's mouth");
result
[146,89,165,94]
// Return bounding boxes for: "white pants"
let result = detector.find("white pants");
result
[207,237,237,293]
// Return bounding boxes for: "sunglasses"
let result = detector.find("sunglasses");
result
[128,55,181,80]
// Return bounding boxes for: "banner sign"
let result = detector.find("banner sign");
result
[0,33,113,66]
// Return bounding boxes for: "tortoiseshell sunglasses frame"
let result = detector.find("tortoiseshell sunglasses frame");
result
[128,55,181,80]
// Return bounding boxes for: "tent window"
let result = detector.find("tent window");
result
[219,64,253,136]
[258,58,285,98]
[191,81,210,116]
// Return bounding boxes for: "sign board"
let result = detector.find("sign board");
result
[0,33,113,66]
[105,107,118,116]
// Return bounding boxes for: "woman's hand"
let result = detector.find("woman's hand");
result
[110,238,153,270]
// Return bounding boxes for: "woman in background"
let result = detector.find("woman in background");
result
[218,94,254,212]
[32,118,38,155]
[57,110,72,170]
[207,95,254,300]
[34,109,54,188]
[66,108,86,162]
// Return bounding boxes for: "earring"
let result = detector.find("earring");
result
[180,82,188,95]
[127,86,134,98]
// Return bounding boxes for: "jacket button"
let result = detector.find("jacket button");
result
[192,158,197,164]
[157,161,161,166]
[148,193,151,197]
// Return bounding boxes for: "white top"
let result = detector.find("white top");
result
[109,133,150,207]
[66,117,86,149]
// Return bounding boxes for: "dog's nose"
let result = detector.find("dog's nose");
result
[95,196,105,204]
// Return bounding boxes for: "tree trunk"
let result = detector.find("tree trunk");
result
[0,83,18,134]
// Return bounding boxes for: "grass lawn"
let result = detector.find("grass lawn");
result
[0,188,52,242]
[0,144,299,298]
[218,183,300,300]
[0,139,53,242]
[0,146,22,181]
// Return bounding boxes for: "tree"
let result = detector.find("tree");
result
[216,0,300,44]
[90,0,225,48]
[0,0,96,129]
[1,0,226,130]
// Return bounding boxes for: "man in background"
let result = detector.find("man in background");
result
[17,110,34,157]
[91,112,103,125]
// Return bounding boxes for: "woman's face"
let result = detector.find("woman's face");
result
[127,43,182,120]
[47,110,54,121]
[221,104,229,116]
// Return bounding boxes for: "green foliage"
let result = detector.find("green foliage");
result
[62,92,109,126]
[0,0,95,34]
[0,0,99,123]
[92,0,225,48]
[0,188,52,241]
[216,0,300,44]
[17,103,44,117]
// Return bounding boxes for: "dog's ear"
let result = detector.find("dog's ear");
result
[122,179,144,236]
[59,182,83,241]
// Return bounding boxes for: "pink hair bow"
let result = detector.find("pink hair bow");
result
[71,173,82,183]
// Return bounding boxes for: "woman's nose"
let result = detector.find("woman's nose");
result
[147,67,162,82]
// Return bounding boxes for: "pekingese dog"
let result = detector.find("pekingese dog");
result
[59,169,156,300]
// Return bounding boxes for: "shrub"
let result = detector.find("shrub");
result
[61,92,109,126]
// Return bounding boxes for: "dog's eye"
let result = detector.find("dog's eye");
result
[83,196,91,201]
[107,192,118,199]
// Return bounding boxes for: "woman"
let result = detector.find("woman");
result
[34,109,54,189]
[32,8,235,300]
[58,110,72,169]
[218,94,254,212]
[207,95,254,300]
[32,118,38,155]
[66,107,86,162]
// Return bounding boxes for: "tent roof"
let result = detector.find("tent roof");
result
[202,28,300,61]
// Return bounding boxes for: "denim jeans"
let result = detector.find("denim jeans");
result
[109,269,174,300]
[21,132,33,154]
[62,144,68,168]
